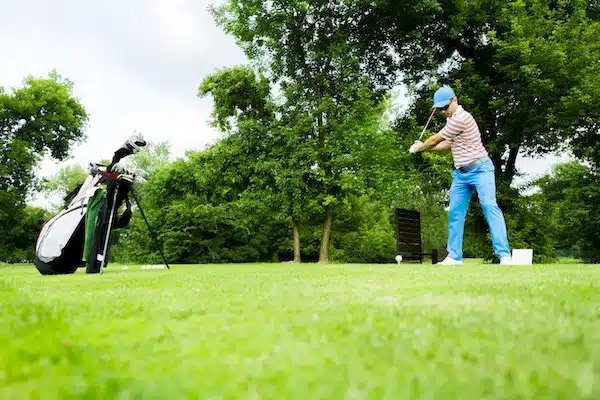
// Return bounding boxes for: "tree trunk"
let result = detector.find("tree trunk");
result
[318,204,334,264]
[490,151,503,178]
[504,146,520,183]
[293,221,301,263]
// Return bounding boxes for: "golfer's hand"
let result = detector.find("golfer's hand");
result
[409,140,423,154]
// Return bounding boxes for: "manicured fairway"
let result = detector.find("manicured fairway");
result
[1,262,599,399]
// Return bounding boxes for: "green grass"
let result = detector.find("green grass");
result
[1,262,599,399]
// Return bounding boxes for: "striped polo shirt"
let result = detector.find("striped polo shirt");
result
[438,105,488,168]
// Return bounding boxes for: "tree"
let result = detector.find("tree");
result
[533,161,600,262]
[1,72,88,198]
[199,66,330,263]
[0,72,88,261]
[0,206,51,263]
[210,2,401,263]
[112,119,455,264]
[112,142,294,265]
[38,164,88,210]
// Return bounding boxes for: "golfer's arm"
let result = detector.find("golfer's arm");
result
[431,140,451,151]
[417,134,446,152]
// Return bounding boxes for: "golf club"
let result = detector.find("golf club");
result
[108,133,147,171]
[418,108,436,141]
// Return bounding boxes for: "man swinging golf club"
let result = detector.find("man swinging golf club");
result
[409,85,512,265]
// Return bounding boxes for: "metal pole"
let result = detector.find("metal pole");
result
[99,184,119,274]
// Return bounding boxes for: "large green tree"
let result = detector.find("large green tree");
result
[210,2,405,263]
[200,63,398,262]
[0,72,88,261]
[1,72,88,198]
[349,0,599,259]
[199,66,312,262]
[114,64,404,265]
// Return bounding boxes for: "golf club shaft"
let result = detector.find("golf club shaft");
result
[418,109,436,141]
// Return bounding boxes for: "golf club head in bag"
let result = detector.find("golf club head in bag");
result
[107,133,147,171]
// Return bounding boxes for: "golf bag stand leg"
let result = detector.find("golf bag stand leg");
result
[130,188,170,269]
[98,184,120,274]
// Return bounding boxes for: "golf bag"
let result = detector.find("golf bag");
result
[34,135,147,275]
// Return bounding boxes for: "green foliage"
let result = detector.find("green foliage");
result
[210,1,403,262]
[441,186,559,263]
[0,206,50,262]
[0,72,88,262]
[477,191,559,263]
[111,144,292,264]
[199,66,273,132]
[487,0,600,167]
[38,164,88,209]
[328,195,396,263]
[0,72,88,197]
[533,161,600,263]
[462,161,598,263]
[111,60,452,265]
[369,0,600,261]
[199,66,317,220]
[507,194,558,263]
[118,200,261,264]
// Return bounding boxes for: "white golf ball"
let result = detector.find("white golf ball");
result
[395,255,403,263]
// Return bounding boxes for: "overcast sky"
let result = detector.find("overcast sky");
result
[1,0,570,208]
[2,0,247,189]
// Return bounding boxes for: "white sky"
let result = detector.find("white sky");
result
[0,0,248,207]
[1,0,570,209]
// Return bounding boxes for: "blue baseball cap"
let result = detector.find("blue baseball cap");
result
[433,85,456,108]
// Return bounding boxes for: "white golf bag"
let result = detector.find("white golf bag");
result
[34,135,145,275]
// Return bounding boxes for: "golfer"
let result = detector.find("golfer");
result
[409,85,512,265]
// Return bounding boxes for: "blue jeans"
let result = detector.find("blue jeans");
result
[447,157,511,260]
